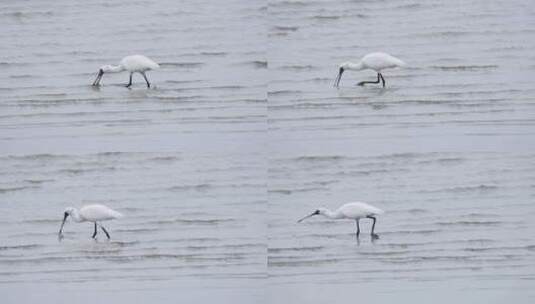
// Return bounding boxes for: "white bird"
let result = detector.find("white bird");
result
[92,55,160,88]
[298,202,384,239]
[334,52,406,88]
[58,204,123,240]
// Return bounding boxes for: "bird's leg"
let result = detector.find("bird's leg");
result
[367,216,379,239]
[355,219,360,237]
[379,73,385,87]
[357,73,381,86]
[126,73,133,88]
[92,222,97,239]
[99,224,111,239]
[141,72,151,88]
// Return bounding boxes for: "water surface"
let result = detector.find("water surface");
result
[267,0,535,302]
[0,0,266,303]
[2,0,535,303]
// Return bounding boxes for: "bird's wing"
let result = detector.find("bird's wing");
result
[384,54,406,67]
[339,202,384,218]
[364,53,405,69]
[80,204,122,221]
[122,55,159,71]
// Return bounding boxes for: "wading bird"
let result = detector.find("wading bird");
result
[92,55,159,88]
[298,202,384,239]
[58,204,123,240]
[334,52,405,88]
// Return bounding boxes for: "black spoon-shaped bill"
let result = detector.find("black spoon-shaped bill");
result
[58,212,68,240]
[92,69,104,86]
[334,67,344,87]
[297,210,320,223]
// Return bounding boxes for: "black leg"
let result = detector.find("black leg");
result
[355,219,360,237]
[357,73,381,86]
[100,224,111,239]
[92,222,97,238]
[367,216,379,239]
[126,73,133,88]
[379,73,385,87]
[141,72,151,88]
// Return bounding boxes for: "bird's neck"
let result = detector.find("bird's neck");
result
[107,65,125,73]
[346,61,364,71]
[321,209,342,219]
[70,209,83,222]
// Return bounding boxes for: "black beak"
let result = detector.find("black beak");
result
[92,69,104,86]
[334,67,344,87]
[58,212,68,241]
[297,210,320,223]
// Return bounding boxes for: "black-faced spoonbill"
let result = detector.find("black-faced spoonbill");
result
[92,55,160,88]
[298,202,384,239]
[58,204,123,240]
[334,52,405,88]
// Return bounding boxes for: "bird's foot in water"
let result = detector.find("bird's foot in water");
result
[357,82,366,86]
[371,233,380,240]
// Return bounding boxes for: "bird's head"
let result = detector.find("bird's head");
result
[63,207,75,217]
[99,65,115,73]
[339,62,352,70]
[297,208,328,223]
[317,208,330,215]
[92,64,125,86]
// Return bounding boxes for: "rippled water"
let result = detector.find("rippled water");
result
[1,0,535,303]
[1,0,266,302]
[267,0,535,303]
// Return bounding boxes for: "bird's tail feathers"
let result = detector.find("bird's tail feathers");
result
[393,57,406,67]
[111,210,124,218]
[372,207,385,215]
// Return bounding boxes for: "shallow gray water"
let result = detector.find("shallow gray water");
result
[1,0,535,303]
[267,0,535,303]
[0,0,266,303]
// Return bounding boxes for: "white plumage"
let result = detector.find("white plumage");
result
[120,55,160,72]
[359,52,406,71]
[58,204,123,240]
[77,204,123,222]
[334,52,406,87]
[336,202,384,218]
[298,202,384,239]
[92,54,160,88]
